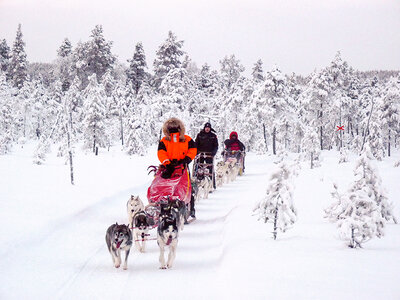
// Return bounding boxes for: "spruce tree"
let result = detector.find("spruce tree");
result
[57,38,74,91]
[82,74,107,153]
[301,125,321,168]
[252,59,265,83]
[380,76,400,157]
[57,38,72,57]
[0,72,14,154]
[0,39,10,73]
[126,42,147,94]
[73,25,116,89]
[219,54,245,91]
[8,24,28,89]
[153,31,184,89]
[254,162,297,240]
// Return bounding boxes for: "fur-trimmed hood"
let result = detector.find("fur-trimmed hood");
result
[162,118,186,142]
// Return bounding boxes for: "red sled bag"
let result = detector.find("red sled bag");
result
[147,165,192,204]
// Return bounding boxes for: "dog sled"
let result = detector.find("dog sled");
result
[192,152,216,190]
[223,150,245,176]
[146,164,192,225]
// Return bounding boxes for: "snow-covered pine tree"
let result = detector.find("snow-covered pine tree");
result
[367,107,385,160]
[73,26,116,89]
[0,71,14,154]
[328,143,396,236]
[0,39,10,73]
[324,182,348,222]
[252,59,265,83]
[159,67,193,115]
[82,74,107,154]
[8,24,28,89]
[325,52,352,150]
[301,69,332,151]
[337,186,384,248]
[126,42,147,94]
[254,162,297,240]
[198,63,220,97]
[301,125,321,168]
[87,25,116,82]
[57,38,72,57]
[325,146,388,248]
[379,76,400,157]
[111,82,129,146]
[153,31,184,89]
[56,38,74,91]
[125,103,154,156]
[262,66,292,155]
[359,144,397,223]
[219,54,245,92]
[30,79,47,139]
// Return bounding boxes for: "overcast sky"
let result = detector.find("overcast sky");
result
[0,0,399,75]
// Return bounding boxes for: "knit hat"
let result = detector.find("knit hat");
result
[204,122,212,129]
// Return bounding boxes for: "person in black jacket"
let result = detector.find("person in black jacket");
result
[195,122,218,188]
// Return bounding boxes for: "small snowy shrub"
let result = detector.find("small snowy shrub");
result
[254,162,297,240]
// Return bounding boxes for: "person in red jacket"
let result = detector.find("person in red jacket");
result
[157,117,197,217]
[224,131,245,152]
[224,131,246,172]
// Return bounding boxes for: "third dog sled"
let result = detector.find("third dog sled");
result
[223,150,245,176]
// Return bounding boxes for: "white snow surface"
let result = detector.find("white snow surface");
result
[1,143,400,300]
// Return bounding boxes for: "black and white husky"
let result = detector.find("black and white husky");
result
[132,210,154,253]
[127,195,145,228]
[157,217,179,269]
[195,167,213,200]
[105,223,132,270]
[160,200,186,231]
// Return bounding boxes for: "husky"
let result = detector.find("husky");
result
[105,223,132,270]
[194,167,213,200]
[160,200,186,231]
[127,195,145,228]
[132,210,154,253]
[216,161,229,186]
[227,159,239,182]
[157,217,179,269]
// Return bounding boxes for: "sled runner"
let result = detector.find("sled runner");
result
[223,150,245,176]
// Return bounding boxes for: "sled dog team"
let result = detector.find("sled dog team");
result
[105,195,183,270]
[215,158,240,187]
[105,160,243,270]
[105,119,245,270]
[106,155,243,271]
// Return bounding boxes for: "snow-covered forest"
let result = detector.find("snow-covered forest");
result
[1,20,400,299]
[1,24,399,162]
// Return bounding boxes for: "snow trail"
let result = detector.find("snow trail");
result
[1,149,400,299]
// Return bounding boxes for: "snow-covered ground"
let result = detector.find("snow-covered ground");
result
[0,143,399,300]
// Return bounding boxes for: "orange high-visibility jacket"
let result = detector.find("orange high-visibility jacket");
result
[157,132,197,165]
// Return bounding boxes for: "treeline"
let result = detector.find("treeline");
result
[0,24,399,167]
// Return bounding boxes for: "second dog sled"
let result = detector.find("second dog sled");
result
[192,152,216,190]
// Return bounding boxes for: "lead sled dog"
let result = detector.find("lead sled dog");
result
[105,223,132,270]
